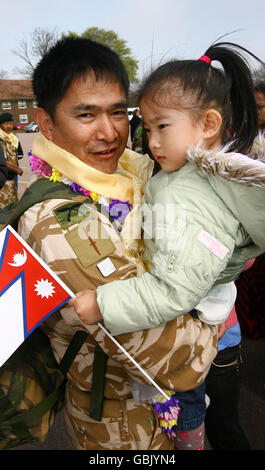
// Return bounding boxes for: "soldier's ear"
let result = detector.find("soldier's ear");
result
[34,108,54,140]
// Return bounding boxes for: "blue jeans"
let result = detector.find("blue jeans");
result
[174,382,206,432]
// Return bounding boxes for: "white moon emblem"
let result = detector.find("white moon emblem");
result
[8,249,27,267]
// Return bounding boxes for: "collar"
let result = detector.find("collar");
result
[186,133,265,188]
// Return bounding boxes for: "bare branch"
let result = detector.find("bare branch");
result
[12,27,59,79]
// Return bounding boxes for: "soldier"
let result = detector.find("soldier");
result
[0,113,23,208]
[17,36,217,450]
[0,142,8,190]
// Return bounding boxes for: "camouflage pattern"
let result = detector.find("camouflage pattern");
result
[0,134,19,209]
[0,179,18,210]
[17,179,217,450]
[0,328,64,449]
[64,385,173,450]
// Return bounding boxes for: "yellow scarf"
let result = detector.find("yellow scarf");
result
[0,128,19,167]
[32,133,152,205]
[32,133,153,270]
[0,128,19,149]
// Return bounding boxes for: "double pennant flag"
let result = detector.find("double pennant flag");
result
[0,225,73,367]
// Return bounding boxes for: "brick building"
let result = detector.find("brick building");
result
[0,80,37,124]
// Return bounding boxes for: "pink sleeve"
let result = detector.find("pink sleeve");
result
[244,258,255,271]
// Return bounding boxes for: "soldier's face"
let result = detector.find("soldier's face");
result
[45,72,129,174]
[0,121,13,134]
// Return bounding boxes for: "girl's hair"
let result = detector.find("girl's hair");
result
[253,67,265,95]
[139,42,264,154]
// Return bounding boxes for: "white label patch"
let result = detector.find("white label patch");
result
[197,230,229,260]
[97,257,116,277]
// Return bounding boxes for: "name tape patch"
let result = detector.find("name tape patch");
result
[97,257,116,277]
[197,230,229,260]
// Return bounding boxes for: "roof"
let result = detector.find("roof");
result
[0,80,34,100]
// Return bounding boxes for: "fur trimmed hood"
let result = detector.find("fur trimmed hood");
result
[185,132,265,254]
[186,133,265,188]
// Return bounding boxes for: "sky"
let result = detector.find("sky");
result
[1,0,265,81]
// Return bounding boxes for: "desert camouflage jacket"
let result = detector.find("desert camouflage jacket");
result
[10,177,217,403]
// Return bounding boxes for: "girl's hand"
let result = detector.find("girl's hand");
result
[68,290,103,325]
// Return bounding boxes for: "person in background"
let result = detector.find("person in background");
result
[254,68,265,131]
[205,260,255,450]
[129,108,141,141]
[200,69,265,451]
[131,122,143,153]
[0,113,23,208]
[234,69,265,340]
[0,142,8,190]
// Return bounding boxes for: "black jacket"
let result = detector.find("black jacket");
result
[0,142,8,189]
[130,115,141,140]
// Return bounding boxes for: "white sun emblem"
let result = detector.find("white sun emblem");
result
[34,278,55,299]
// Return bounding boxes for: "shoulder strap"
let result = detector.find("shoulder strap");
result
[60,331,88,374]
[0,330,88,434]
[89,344,108,421]
[0,179,89,230]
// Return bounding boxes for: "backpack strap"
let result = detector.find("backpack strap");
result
[89,344,108,421]
[0,178,89,230]
[60,331,88,374]
[0,330,88,435]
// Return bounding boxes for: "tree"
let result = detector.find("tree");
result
[64,27,139,84]
[13,27,59,79]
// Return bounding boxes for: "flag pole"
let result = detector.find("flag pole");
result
[67,290,169,400]
[96,321,169,400]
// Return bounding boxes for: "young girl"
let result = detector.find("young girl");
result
[69,42,265,337]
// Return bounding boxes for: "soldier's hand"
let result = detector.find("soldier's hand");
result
[68,290,103,325]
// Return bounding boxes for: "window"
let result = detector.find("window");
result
[18,100,27,109]
[33,100,38,108]
[19,114,28,123]
[2,101,11,110]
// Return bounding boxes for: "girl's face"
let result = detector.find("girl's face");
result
[140,96,205,173]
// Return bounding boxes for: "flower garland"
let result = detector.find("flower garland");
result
[152,391,181,439]
[29,152,131,224]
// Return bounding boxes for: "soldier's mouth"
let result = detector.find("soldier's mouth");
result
[93,147,118,158]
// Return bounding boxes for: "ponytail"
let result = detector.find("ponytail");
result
[204,42,262,153]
